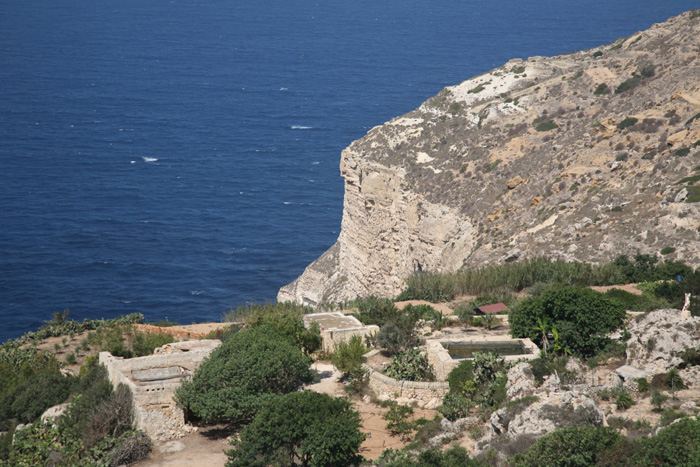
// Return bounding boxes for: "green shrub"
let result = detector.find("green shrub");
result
[0,353,76,427]
[594,83,609,95]
[175,325,313,423]
[376,321,419,355]
[439,392,473,421]
[593,51,603,58]
[651,388,669,412]
[686,186,700,203]
[455,304,475,325]
[131,331,174,357]
[447,359,474,393]
[511,425,621,467]
[383,404,416,441]
[535,120,558,132]
[637,378,650,393]
[617,117,638,130]
[243,302,321,354]
[385,348,435,382]
[639,64,655,78]
[509,287,625,358]
[615,390,635,410]
[660,246,676,255]
[625,417,700,465]
[675,147,690,157]
[331,335,367,376]
[226,391,365,467]
[377,445,484,467]
[615,76,641,94]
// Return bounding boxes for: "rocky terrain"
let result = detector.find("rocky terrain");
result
[279,11,700,305]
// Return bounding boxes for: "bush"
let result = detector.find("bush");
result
[375,304,423,355]
[535,120,558,132]
[226,391,365,467]
[455,304,475,325]
[447,359,474,393]
[615,76,641,94]
[594,83,610,95]
[377,445,484,467]
[383,404,416,441]
[651,388,669,412]
[244,302,321,354]
[615,390,635,410]
[331,335,367,376]
[439,392,473,421]
[109,432,152,466]
[385,348,435,382]
[660,246,676,255]
[617,117,638,130]
[510,425,622,467]
[626,417,700,465]
[509,287,626,358]
[0,353,76,427]
[131,331,174,357]
[175,325,313,423]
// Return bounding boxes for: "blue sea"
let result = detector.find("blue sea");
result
[0,0,693,342]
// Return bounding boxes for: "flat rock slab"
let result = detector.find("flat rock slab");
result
[616,365,647,380]
[303,312,363,331]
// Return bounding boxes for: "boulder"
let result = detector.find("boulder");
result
[41,403,70,425]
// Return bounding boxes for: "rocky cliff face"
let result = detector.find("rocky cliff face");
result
[279,11,700,305]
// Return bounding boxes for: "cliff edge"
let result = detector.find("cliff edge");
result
[279,11,700,306]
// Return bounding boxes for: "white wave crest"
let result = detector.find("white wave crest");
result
[291,125,313,130]
[142,157,158,162]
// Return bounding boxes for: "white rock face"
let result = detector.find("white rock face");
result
[506,362,536,400]
[278,151,475,304]
[477,390,603,457]
[278,13,700,306]
[625,309,700,375]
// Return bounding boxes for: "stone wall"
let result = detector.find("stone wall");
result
[99,340,220,441]
[364,365,449,409]
[427,338,539,380]
[321,325,379,353]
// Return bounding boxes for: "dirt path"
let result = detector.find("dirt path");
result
[133,426,229,467]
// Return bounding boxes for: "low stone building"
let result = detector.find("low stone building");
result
[303,312,379,353]
[99,340,220,441]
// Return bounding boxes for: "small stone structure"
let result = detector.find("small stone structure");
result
[427,337,539,380]
[303,312,379,353]
[362,350,448,408]
[99,340,220,441]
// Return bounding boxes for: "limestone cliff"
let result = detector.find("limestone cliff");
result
[279,11,700,305]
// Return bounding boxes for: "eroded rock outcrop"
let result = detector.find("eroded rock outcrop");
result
[280,11,700,305]
[626,308,700,375]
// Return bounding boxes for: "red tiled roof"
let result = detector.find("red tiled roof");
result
[476,302,508,314]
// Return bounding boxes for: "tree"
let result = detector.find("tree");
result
[175,325,313,423]
[509,287,625,358]
[331,335,368,377]
[226,391,365,467]
[667,368,685,400]
[651,388,669,412]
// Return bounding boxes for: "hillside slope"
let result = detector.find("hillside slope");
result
[279,11,700,305]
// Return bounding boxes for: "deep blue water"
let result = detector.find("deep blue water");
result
[0,0,693,342]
